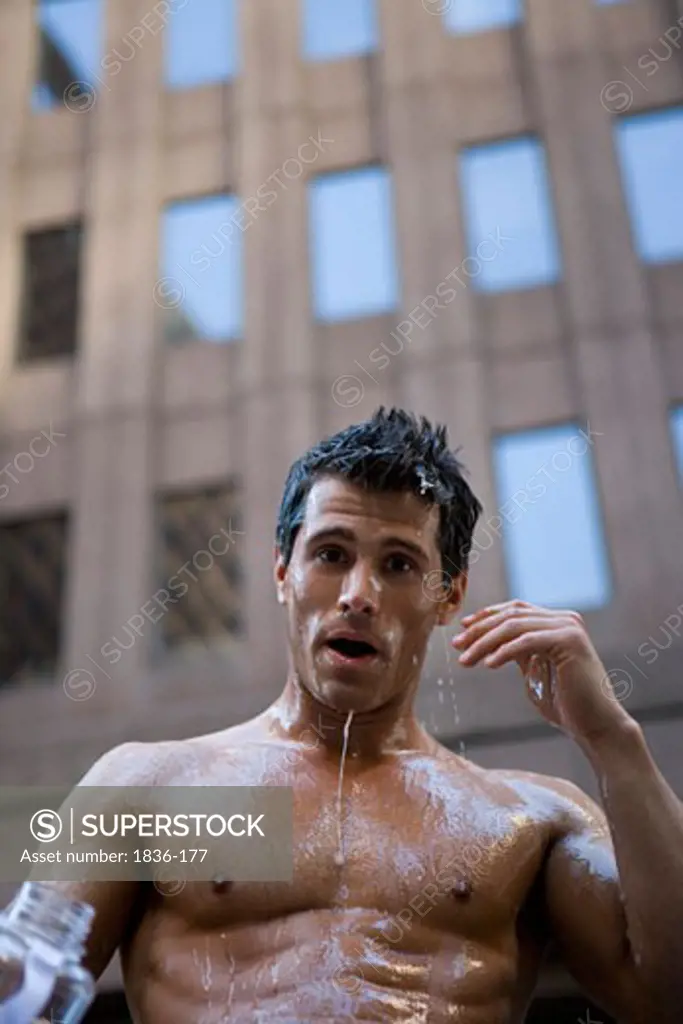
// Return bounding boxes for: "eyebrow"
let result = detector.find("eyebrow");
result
[305,526,429,563]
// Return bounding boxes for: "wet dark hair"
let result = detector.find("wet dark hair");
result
[276,406,482,577]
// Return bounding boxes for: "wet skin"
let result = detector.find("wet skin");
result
[37,478,636,1022]
[78,720,595,1024]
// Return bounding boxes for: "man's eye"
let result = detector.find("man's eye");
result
[317,546,345,564]
[386,554,415,574]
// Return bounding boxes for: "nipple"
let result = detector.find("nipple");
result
[211,875,232,895]
[451,879,473,901]
[334,710,354,868]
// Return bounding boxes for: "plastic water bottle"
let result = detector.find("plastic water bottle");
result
[0,882,95,1023]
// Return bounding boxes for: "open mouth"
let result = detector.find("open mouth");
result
[325,637,379,660]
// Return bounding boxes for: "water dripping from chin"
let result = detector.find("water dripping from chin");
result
[334,710,354,868]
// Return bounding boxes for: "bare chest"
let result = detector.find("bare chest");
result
[163,748,550,940]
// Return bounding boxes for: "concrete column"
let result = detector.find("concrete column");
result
[525,0,683,629]
[238,0,318,697]
[61,0,164,708]
[378,0,506,612]
[0,0,34,387]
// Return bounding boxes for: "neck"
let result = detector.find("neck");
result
[267,671,429,761]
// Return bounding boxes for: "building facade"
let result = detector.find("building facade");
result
[0,0,682,1015]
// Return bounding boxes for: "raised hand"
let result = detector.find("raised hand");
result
[452,599,634,747]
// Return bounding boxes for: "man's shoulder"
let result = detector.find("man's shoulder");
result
[82,738,183,786]
[491,767,605,832]
[87,718,265,786]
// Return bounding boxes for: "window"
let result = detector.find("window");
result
[158,195,243,343]
[458,138,562,291]
[303,0,378,60]
[443,0,520,34]
[309,166,399,321]
[18,223,82,361]
[33,0,102,111]
[158,484,244,650]
[671,405,683,483]
[491,424,611,609]
[0,515,68,686]
[164,0,238,89]
[614,108,683,264]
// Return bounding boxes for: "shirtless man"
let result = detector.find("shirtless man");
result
[31,407,683,1022]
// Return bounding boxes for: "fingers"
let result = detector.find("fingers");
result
[454,606,561,651]
[459,600,544,630]
[454,616,559,666]
[484,632,560,669]
[460,600,579,630]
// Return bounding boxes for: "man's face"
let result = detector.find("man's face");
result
[274,475,466,714]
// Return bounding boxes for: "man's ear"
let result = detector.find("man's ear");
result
[274,546,287,604]
[435,571,467,627]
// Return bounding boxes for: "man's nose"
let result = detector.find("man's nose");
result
[338,564,380,616]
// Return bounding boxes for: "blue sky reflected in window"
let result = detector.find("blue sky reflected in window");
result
[309,166,399,322]
[492,424,612,609]
[303,0,378,60]
[671,406,683,483]
[33,0,102,111]
[165,0,238,89]
[615,108,683,264]
[444,0,520,34]
[160,195,242,343]
[459,138,561,291]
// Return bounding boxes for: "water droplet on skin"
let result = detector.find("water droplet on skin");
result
[529,679,544,701]
[415,465,433,496]
[225,951,236,1011]
[526,655,556,708]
